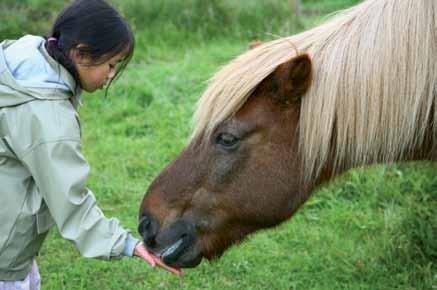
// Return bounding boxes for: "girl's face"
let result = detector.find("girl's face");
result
[71,47,128,93]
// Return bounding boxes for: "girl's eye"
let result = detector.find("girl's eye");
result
[215,133,240,151]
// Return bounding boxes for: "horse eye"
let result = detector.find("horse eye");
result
[215,133,240,150]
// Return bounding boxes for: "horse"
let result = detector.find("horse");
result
[138,0,437,268]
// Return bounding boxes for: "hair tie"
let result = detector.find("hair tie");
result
[47,37,58,43]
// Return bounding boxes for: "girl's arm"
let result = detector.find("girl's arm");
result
[22,139,134,259]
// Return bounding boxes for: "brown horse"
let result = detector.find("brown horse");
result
[138,0,437,268]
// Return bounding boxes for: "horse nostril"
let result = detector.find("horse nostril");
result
[138,213,159,247]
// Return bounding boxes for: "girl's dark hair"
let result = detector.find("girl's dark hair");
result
[45,0,134,91]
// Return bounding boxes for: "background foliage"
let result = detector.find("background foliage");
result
[1,0,435,289]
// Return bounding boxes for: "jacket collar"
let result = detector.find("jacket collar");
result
[0,36,82,108]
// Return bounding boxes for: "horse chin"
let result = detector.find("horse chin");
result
[202,249,224,261]
[171,249,203,268]
[197,232,236,262]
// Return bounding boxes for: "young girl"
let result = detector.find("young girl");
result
[0,0,181,288]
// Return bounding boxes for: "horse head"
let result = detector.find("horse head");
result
[138,54,314,267]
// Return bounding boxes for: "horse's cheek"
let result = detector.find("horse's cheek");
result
[206,152,244,187]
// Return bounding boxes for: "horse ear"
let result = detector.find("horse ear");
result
[271,54,312,104]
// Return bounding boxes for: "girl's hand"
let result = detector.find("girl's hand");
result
[134,242,183,276]
[134,242,156,266]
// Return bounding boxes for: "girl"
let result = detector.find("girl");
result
[0,0,181,289]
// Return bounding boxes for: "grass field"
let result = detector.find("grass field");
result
[3,0,436,289]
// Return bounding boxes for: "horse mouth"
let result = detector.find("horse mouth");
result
[149,237,203,268]
[152,238,184,258]
[142,219,203,268]
[138,212,203,268]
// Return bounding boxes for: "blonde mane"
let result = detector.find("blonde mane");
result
[192,0,437,180]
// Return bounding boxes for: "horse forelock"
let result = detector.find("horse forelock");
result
[191,38,301,140]
[192,0,437,181]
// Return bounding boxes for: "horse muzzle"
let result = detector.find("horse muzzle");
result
[138,212,202,268]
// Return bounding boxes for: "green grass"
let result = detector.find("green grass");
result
[2,0,435,289]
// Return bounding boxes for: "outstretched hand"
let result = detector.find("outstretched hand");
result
[134,242,183,276]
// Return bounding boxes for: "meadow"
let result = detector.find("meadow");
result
[2,0,436,289]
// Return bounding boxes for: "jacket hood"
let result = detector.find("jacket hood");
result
[0,35,81,108]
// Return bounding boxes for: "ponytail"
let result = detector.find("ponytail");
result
[45,36,82,88]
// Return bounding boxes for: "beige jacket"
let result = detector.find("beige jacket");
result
[0,35,137,281]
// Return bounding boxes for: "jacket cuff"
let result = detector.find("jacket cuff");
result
[123,233,140,257]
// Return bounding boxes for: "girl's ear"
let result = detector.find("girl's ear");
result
[69,44,90,65]
[271,54,312,104]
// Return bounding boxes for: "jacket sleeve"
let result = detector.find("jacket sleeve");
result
[21,139,133,259]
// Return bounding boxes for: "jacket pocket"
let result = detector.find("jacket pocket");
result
[3,208,53,268]
[0,213,37,268]
[36,202,55,234]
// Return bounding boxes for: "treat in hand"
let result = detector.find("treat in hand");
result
[134,242,183,276]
